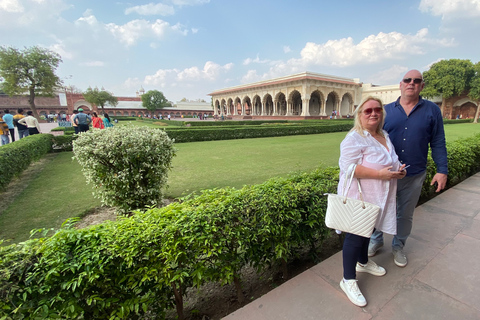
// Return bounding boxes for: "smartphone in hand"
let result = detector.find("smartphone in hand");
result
[400,165,410,172]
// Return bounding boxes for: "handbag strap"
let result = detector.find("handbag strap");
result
[342,164,367,209]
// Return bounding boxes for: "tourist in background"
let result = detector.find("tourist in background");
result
[0,112,9,145]
[337,96,406,307]
[13,108,29,139]
[71,110,79,134]
[74,108,92,133]
[2,109,15,142]
[18,111,41,135]
[103,113,114,128]
[92,112,104,129]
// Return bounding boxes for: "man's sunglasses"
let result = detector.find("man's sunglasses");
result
[363,107,383,115]
[402,78,423,84]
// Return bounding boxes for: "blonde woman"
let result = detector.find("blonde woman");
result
[338,96,406,307]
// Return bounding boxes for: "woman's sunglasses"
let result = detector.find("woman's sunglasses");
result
[402,78,423,84]
[363,107,383,115]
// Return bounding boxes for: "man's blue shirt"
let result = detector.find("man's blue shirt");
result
[383,97,448,176]
[2,114,14,129]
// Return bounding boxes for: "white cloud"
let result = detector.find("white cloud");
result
[419,0,480,19]
[75,9,99,27]
[283,46,291,53]
[171,0,210,7]
[49,41,74,60]
[171,22,189,35]
[298,28,453,67]
[105,18,188,46]
[0,0,24,12]
[241,70,262,83]
[138,61,233,97]
[238,29,455,85]
[177,61,233,81]
[125,3,175,16]
[144,69,179,87]
[0,0,69,27]
[125,0,210,16]
[243,54,271,66]
[367,65,409,85]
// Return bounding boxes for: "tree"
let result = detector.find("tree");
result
[469,62,480,123]
[83,87,118,114]
[0,46,63,119]
[422,59,475,117]
[141,90,171,113]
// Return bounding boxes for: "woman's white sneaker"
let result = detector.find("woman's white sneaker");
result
[356,260,386,276]
[340,279,367,307]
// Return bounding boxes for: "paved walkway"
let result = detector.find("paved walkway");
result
[225,173,480,320]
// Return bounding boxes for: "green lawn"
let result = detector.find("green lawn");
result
[444,123,480,141]
[0,152,101,243]
[1,123,479,243]
[167,132,346,197]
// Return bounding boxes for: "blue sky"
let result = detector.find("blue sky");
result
[1,0,479,102]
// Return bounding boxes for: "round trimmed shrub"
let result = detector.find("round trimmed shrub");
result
[73,126,176,212]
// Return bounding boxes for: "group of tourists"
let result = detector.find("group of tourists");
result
[0,107,117,144]
[1,108,41,145]
[337,69,448,307]
[70,109,114,134]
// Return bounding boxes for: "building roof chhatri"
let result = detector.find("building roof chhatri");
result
[209,71,362,96]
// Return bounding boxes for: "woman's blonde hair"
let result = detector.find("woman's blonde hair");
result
[351,96,386,136]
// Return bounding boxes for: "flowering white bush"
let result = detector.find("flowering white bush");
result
[73,125,176,212]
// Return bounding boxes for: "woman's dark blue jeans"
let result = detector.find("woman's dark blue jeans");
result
[343,232,370,280]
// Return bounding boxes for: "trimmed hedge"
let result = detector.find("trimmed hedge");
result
[51,135,78,152]
[443,119,472,125]
[165,123,354,143]
[1,133,480,319]
[0,134,53,191]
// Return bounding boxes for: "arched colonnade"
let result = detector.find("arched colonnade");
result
[210,72,362,118]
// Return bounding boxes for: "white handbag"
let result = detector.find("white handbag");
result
[325,164,380,238]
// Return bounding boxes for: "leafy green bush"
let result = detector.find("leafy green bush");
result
[422,133,480,198]
[0,134,53,191]
[0,219,172,319]
[72,126,176,212]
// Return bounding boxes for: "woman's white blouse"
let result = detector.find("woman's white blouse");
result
[337,130,401,235]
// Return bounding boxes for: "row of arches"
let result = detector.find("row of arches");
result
[213,90,354,117]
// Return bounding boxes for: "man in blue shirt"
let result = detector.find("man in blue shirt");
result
[73,108,92,133]
[2,109,15,142]
[368,69,448,267]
